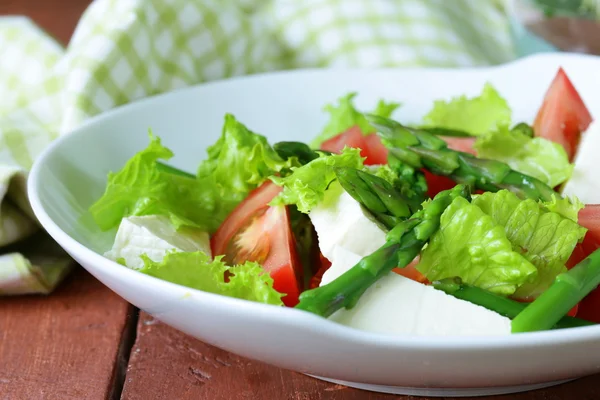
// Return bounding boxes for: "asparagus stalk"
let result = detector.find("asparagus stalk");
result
[366,114,558,202]
[155,162,196,179]
[511,247,600,333]
[295,185,470,317]
[420,126,473,137]
[433,278,594,330]
[335,167,412,229]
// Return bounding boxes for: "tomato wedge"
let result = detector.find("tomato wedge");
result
[211,181,303,307]
[533,68,593,161]
[566,205,600,322]
[392,256,427,283]
[567,205,600,268]
[320,126,388,165]
[442,136,476,155]
[362,133,389,165]
[309,253,333,289]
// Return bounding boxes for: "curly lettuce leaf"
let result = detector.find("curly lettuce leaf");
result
[270,148,365,213]
[197,113,297,200]
[541,195,584,222]
[89,133,218,231]
[311,93,400,147]
[474,126,573,187]
[140,251,284,305]
[418,197,537,295]
[473,190,587,298]
[422,83,511,135]
[91,115,294,233]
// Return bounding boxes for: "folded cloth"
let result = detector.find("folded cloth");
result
[0,0,517,295]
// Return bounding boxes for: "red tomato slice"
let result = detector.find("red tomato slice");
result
[567,205,600,268]
[320,126,388,165]
[533,68,593,161]
[309,254,332,289]
[321,126,367,154]
[392,256,428,283]
[576,287,600,323]
[566,205,600,322]
[211,181,302,307]
[422,169,457,198]
[362,133,389,165]
[442,136,476,155]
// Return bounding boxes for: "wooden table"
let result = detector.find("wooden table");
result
[1,2,599,399]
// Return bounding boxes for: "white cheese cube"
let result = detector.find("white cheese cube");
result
[308,181,387,261]
[323,247,512,337]
[105,215,211,269]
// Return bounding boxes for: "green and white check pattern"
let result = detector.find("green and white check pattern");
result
[0,0,516,295]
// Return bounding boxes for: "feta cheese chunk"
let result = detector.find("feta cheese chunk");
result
[323,247,512,337]
[105,215,211,269]
[308,182,387,261]
[562,119,600,203]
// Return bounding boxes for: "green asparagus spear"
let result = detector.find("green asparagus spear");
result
[366,114,558,202]
[433,278,595,330]
[420,126,473,137]
[155,162,196,179]
[511,247,600,333]
[335,167,412,229]
[295,185,470,317]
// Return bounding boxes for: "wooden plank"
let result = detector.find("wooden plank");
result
[122,313,600,400]
[0,267,136,399]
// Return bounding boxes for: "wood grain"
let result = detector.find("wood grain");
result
[0,268,136,400]
[122,313,600,400]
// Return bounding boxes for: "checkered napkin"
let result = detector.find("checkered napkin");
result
[0,0,516,295]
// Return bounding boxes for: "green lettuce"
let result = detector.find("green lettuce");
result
[474,126,573,188]
[89,133,219,231]
[473,191,587,298]
[140,251,284,305]
[542,195,584,222]
[422,83,511,135]
[91,115,294,233]
[311,93,400,147]
[418,196,537,295]
[270,148,365,213]
[197,113,295,190]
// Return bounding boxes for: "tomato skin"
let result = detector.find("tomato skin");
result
[320,126,388,165]
[321,126,367,154]
[211,181,282,256]
[362,133,389,165]
[211,181,302,307]
[567,205,600,268]
[422,169,457,198]
[577,287,600,323]
[565,205,600,322]
[309,254,332,289]
[533,68,593,161]
[442,136,476,155]
[392,256,427,283]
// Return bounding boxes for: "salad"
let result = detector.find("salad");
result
[90,67,600,337]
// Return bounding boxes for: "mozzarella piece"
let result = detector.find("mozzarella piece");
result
[562,119,600,203]
[105,215,211,269]
[308,181,387,261]
[323,247,511,337]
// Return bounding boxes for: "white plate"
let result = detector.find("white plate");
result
[28,53,600,397]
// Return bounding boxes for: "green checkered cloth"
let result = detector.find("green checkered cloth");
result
[0,0,517,295]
